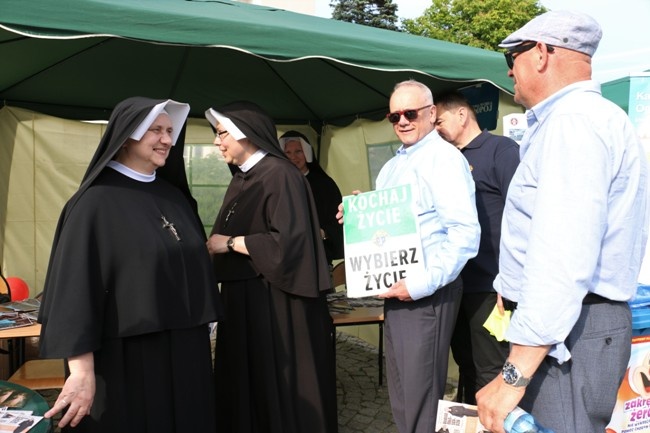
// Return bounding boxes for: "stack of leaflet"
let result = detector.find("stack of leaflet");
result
[0,382,45,432]
[0,298,40,329]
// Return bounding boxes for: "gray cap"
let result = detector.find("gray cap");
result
[499,10,602,57]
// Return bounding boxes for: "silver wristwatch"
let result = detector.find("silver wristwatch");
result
[502,361,531,387]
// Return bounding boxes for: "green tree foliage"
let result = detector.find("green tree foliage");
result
[330,0,400,31]
[402,0,547,51]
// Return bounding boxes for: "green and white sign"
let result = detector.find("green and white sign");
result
[342,184,425,298]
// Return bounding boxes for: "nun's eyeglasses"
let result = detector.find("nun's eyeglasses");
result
[215,129,229,140]
[386,105,432,124]
[504,42,555,69]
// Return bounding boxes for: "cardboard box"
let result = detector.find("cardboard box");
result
[607,334,650,433]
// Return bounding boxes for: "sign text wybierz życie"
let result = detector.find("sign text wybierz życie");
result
[342,185,425,298]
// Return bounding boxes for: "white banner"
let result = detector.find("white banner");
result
[342,185,425,298]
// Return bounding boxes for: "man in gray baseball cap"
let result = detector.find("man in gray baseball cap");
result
[476,10,650,433]
[499,9,602,57]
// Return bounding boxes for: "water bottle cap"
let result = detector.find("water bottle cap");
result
[504,407,527,431]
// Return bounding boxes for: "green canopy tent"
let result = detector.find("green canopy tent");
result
[601,71,650,114]
[0,0,513,125]
[602,76,633,113]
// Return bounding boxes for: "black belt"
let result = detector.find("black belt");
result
[582,292,612,305]
[503,292,613,311]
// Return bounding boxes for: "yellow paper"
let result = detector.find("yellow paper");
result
[483,304,511,342]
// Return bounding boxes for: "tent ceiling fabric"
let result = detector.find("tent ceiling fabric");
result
[0,0,513,125]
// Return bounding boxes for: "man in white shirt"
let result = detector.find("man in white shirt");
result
[376,80,480,433]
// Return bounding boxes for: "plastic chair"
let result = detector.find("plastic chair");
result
[8,359,65,390]
[331,261,346,290]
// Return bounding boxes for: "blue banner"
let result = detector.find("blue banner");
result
[459,83,500,131]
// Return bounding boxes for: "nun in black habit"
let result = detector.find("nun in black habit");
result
[205,102,338,433]
[278,131,344,265]
[38,97,223,432]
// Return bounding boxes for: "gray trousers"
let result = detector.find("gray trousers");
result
[521,300,632,433]
[384,277,462,433]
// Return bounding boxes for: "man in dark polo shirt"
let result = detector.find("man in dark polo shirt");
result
[434,91,520,404]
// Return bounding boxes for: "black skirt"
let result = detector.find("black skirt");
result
[64,325,216,433]
[214,278,338,433]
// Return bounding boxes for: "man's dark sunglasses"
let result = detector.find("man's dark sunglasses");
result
[386,104,432,124]
[504,42,555,69]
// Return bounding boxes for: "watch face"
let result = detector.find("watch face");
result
[502,361,530,387]
[502,361,519,385]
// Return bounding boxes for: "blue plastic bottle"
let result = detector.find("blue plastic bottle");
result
[503,407,555,433]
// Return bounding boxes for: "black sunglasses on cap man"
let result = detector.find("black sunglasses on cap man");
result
[504,41,555,69]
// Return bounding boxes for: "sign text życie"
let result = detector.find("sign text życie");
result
[342,185,424,298]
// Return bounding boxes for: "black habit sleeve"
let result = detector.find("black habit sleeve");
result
[212,156,331,298]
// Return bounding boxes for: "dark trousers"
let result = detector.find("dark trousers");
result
[450,291,509,404]
[384,277,462,433]
[521,300,631,433]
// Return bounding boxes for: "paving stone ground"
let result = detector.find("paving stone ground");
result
[36,331,458,433]
[335,332,457,433]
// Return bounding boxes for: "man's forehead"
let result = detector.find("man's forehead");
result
[390,88,425,108]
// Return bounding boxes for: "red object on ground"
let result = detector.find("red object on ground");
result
[6,277,29,301]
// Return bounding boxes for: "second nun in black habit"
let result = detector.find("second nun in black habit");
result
[38,97,223,432]
[205,102,338,433]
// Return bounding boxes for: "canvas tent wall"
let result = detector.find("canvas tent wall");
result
[0,0,521,294]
